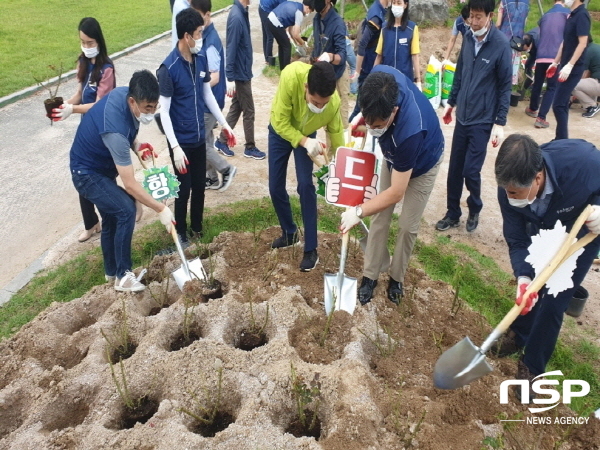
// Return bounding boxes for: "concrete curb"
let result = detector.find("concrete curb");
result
[0,5,232,110]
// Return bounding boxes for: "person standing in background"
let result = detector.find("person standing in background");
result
[172,0,191,48]
[496,0,529,86]
[444,5,470,62]
[259,0,286,65]
[267,0,313,71]
[51,18,117,243]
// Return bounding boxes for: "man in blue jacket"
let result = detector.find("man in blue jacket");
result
[259,0,286,64]
[333,65,444,305]
[70,70,174,292]
[214,0,266,160]
[435,0,512,233]
[493,134,600,400]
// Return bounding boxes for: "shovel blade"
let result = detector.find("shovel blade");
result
[172,258,206,291]
[324,273,357,315]
[433,337,494,390]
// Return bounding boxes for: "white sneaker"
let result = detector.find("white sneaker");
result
[114,271,145,292]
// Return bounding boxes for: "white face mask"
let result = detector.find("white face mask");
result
[391,5,404,18]
[472,18,490,37]
[507,183,535,208]
[308,102,326,114]
[81,45,99,59]
[134,102,155,125]
[366,114,393,138]
[564,0,575,6]
[189,37,203,54]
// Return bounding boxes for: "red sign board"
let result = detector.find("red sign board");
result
[327,147,377,207]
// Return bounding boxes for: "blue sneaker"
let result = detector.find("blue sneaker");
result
[215,139,234,157]
[244,147,266,160]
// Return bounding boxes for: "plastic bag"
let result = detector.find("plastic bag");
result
[441,61,456,107]
[423,55,442,109]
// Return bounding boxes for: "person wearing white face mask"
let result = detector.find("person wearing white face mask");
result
[268,62,343,272]
[51,18,120,243]
[337,66,444,306]
[158,9,236,246]
[435,0,512,234]
[493,134,600,401]
[70,70,174,292]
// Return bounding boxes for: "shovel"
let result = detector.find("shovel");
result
[433,206,597,389]
[324,228,358,315]
[170,227,207,291]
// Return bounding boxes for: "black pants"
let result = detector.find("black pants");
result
[552,64,584,140]
[528,62,558,120]
[169,142,206,237]
[80,194,99,230]
[267,21,292,71]
[259,6,274,63]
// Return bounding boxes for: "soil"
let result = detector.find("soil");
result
[43,97,62,120]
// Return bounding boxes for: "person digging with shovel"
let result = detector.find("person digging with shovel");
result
[493,134,600,401]
[332,65,444,305]
[268,61,344,271]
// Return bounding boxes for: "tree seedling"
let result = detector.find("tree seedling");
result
[179,367,224,427]
[106,348,141,411]
[289,363,321,432]
[34,63,65,124]
[101,300,134,361]
[358,322,397,357]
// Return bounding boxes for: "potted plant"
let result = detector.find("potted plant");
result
[34,64,65,124]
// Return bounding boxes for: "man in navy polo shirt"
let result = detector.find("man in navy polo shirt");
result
[158,8,236,244]
[493,134,600,400]
[70,70,175,292]
[333,65,444,305]
[549,0,591,140]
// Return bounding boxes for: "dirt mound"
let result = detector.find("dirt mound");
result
[0,228,598,449]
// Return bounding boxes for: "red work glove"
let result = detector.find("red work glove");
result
[222,124,237,148]
[442,105,454,125]
[137,143,158,162]
[546,63,558,79]
[515,276,539,315]
[350,113,366,138]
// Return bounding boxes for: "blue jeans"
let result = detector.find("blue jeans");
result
[72,171,136,278]
[268,125,317,252]
[345,38,358,94]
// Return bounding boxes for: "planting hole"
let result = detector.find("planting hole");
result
[286,412,322,440]
[119,396,159,430]
[108,341,137,363]
[188,410,235,437]
[236,329,268,351]
[169,327,203,352]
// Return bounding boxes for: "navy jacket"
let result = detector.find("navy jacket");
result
[449,25,512,126]
[226,0,253,82]
[312,6,347,80]
[202,22,226,111]
[498,139,600,279]
[357,0,387,74]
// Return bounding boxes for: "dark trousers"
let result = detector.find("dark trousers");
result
[169,142,206,237]
[268,125,317,252]
[529,62,558,120]
[259,6,274,63]
[72,171,136,278]
[218,80,255,148]
[552,65,585,140]
[267,21,292,71]
[446,121,493,220]
[511,234,600,375]
[80,194,99,230]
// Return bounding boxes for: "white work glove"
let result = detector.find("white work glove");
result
[442,105,454,125]
[158,206,175,233]
[586,205,600,234]
[317,52,331,62]
[304,138,325,159]
[340,207,361,233]
[491,124,504,148]
[558,63,573,82]
[51,102,73,121]
[325,163,340,203]
[297,44,307,57]
[415,81,422,91]
[172,145,189,174]
[222,123,237,148]
[135,142,158,162]
[515,276,538,315]
[546,62,558,79]
[226,80,236,98]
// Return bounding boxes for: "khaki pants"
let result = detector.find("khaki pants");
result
[364,157,442,282]
[336,71,349,129]
[573,78,600,109]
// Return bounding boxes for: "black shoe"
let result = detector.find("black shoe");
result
[219,166,237,192]
[435,215,459,231]
[514,358,537,403]
[491,330,523,358]
[271,232,299,249]
[299,249,318,272]
[358,277,378,305]
[466,213,479,232]
[387,278,403,305]
[582,104,600,118]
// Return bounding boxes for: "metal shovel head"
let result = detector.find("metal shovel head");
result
[172,257,206,291]
[324,273,357,315]
[433,336,494,390]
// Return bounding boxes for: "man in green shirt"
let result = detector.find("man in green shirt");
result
[268,61,344,271]
[573,42,600,118]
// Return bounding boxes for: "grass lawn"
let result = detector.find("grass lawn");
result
[0,0,230,98]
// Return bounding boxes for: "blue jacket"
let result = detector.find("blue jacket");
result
[159,46,211,145]
[373,65,444,178]
[498,139,600,279]
[449,25,512,126]
[226,0,253,82]
[312,7,347,80]
[272,1,303,28]
[70,87,138,179]
[201,22,226,111]
[380,21,416,80]
[357,0,387,74]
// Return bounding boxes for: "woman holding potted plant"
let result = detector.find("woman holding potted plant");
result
[51,17,116,242]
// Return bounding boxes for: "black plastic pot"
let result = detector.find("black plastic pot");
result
[510,92,521,107]
[565,285,588,318]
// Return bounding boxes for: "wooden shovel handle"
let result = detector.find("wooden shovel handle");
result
[494,205,596,335]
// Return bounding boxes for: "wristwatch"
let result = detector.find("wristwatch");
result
[355,204,364,219]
